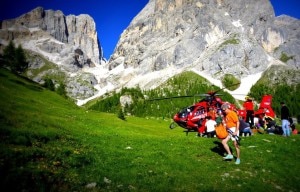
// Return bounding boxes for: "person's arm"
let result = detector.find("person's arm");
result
[235,120,240,135]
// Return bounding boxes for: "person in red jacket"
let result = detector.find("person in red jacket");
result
[243,96,254,128]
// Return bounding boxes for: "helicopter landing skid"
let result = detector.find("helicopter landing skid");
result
[183,128,198,136]
[169,122,178,129]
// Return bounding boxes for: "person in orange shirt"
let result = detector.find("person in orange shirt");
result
[221,103,240,165]
[243,96,254,128]
[207,107,216,120]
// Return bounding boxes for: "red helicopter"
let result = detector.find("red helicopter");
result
[168,90,238,135]
[154,90,275,136]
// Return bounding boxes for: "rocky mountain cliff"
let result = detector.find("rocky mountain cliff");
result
[105,0,300,100]
[0,1,299,104]
[0,7,104,99]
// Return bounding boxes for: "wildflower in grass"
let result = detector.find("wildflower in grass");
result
[74,150,80,154]
[85,182,97,188]
[104,177,111,184]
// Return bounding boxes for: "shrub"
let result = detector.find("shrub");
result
[43,78,55,91]
[56,82,67,97]
[280,52,294,63]
[117,108,126,120]
[221,74,240,90]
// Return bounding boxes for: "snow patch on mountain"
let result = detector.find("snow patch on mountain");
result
[227,72,263,100]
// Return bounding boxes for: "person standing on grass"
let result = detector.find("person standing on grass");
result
[280,102,290,137]
[243,96,254,128]
[221,103,241,165]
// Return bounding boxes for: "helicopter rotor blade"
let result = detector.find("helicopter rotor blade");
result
[147,95,195,101]
[147,83,240,101]
[197,93,222,96]
[194,94,210,97]
[214,93,223,96]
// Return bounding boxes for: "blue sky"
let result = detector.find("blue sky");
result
[0,0,299,60]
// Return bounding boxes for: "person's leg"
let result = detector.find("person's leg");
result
[227,127,240,164]
[234,140,240,164]
[244,127,251,136]
[207,132,211,138]
[281,120,285,136]
[249,111,254,128]
[234,141,240,158]
[246,112,250,124]
[282,119,288,136]
[283,119,290,136]
[222,136,233,159]
[207,131,215,138]
[239,131,243,137]
[212,130,216,138]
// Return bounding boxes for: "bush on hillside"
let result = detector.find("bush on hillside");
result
[117,108,126,120]
[221,74,240,90]
[43,78,55,91]
[280,52,294,63]
[56,82,67,98]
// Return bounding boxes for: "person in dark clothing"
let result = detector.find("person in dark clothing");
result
[265,116,277,134]
[280,102,290,137]
[243,96,254,128]
[239,117,252,136]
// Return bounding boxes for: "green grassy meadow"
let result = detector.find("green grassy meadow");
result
[0,68,300,192]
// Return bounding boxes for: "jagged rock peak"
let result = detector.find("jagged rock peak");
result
[0,6,103,66]
[1,7,68,42]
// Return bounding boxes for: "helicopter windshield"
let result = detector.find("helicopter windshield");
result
[178,106,195,118]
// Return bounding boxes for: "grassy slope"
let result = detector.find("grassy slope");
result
[0,68,300,192]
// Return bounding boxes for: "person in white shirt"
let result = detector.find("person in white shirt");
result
[205,115,217,138]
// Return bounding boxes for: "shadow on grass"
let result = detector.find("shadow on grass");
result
[210,141,227,157]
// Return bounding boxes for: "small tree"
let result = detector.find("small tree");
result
[14,45,28,73]
[221,74,240,90]
[2,41,28,73]
[43,78,55,91]
[56,82,67,98]
[2,41,15,68]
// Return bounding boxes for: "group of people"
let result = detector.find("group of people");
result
[243,98,293,137]
[201,96,294,165]
[203,108,252,138]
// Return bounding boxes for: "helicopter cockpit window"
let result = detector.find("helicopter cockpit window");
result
[178,106,194,118]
